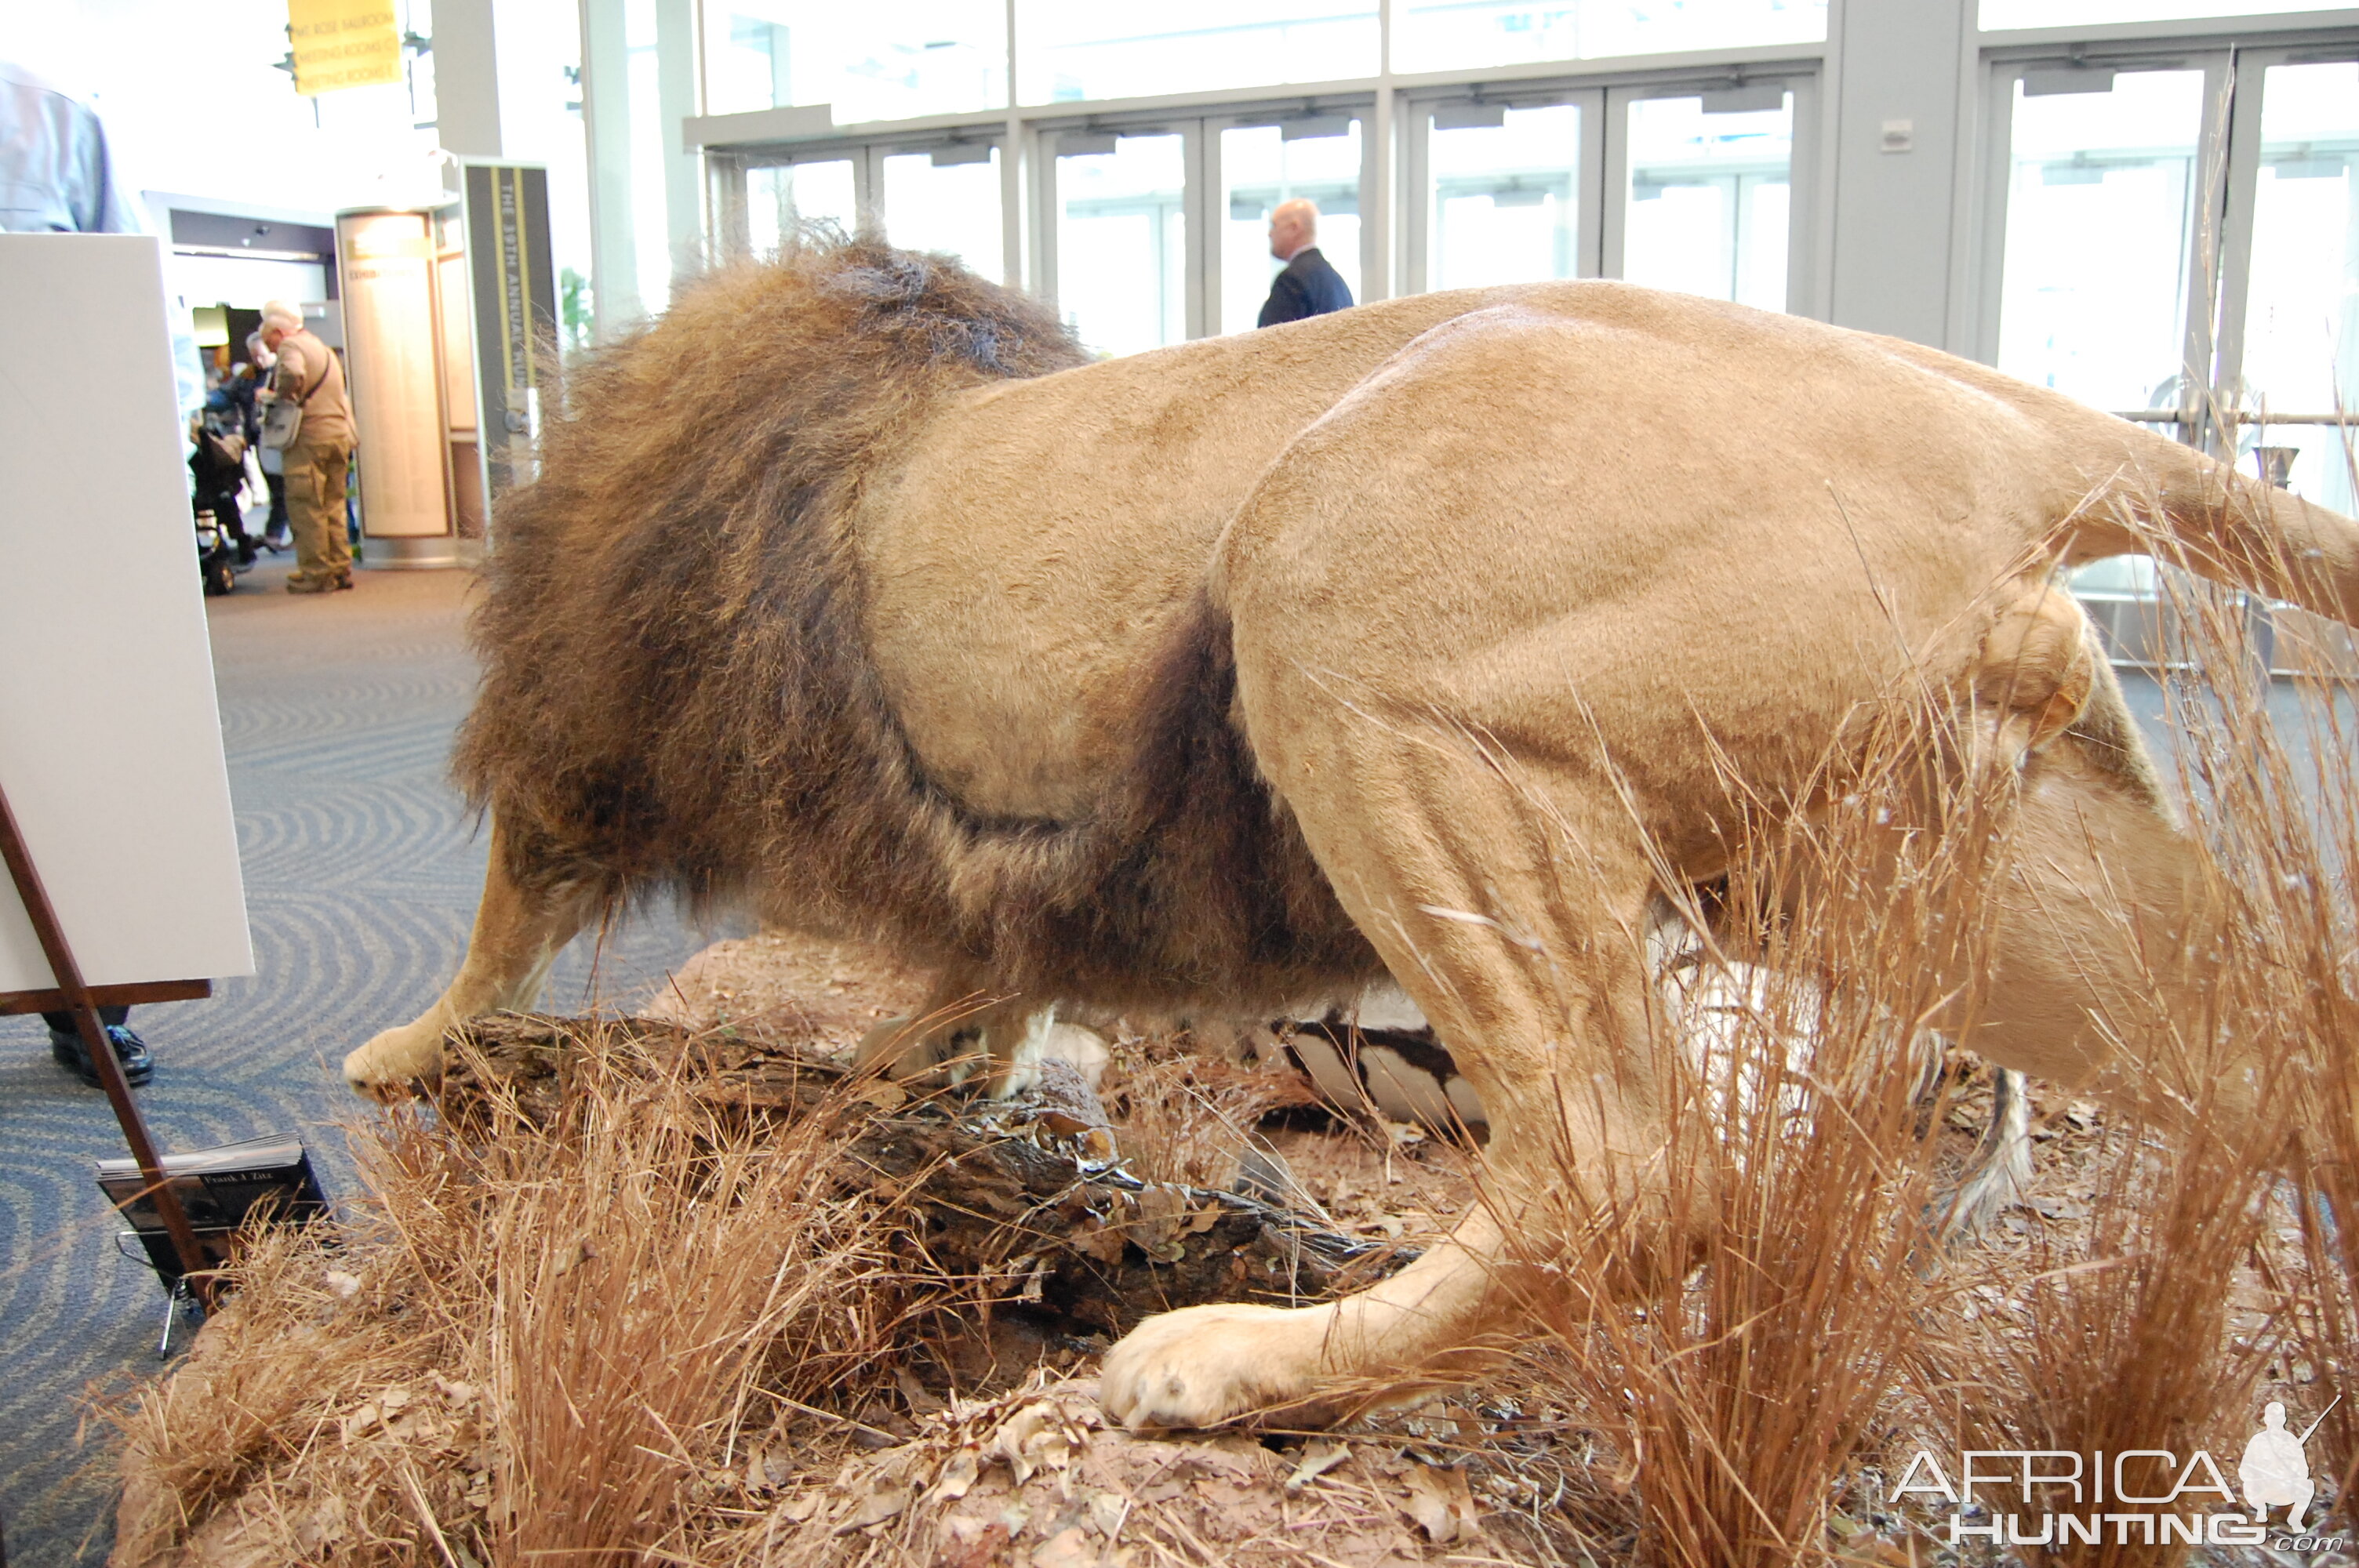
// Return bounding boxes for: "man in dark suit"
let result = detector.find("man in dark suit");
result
[1256,198,1353,326]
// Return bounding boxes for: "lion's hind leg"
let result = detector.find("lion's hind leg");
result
[343,815,603,1099]
[1100,689,1674,1427]
[853,987,1058,1099]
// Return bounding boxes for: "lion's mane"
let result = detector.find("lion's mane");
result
[453,238,1379,1009]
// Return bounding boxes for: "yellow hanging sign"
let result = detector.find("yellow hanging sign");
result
[287,0,402,96]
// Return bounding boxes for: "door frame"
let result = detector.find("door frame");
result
[1035,119,1209,342]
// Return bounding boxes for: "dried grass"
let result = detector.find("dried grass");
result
[109,1025,900,1566]
[1459,688,2009,1568]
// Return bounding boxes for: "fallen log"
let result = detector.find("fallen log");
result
[436,1014,1409,1338]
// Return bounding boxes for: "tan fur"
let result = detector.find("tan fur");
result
[343,240,2359,1429]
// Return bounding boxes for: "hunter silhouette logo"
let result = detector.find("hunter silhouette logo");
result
[2241,1398,2335,1532]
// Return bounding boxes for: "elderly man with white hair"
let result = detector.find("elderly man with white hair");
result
[257,299,356,592]
[1256,197,1353,327]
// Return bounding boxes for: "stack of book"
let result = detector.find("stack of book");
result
[96,1134,332,1287]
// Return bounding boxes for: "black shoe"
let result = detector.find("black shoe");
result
[264,530,292,554]
[50,1023,155,1087]
[235,545,259,568]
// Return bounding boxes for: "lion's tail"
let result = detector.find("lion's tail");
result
[1881,337,2359,627]
[2053,416,2359,628]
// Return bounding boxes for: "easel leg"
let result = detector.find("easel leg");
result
[0,780,217,1305]
[158,1278,193,1357]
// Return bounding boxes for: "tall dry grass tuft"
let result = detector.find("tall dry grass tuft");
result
[1408,686,2019,1568]
[109,1018,907,1565]
[1616,709,2013,1568]
[2136,502,2359,1516]
[1921,494,2356,1566]
[1934,1120,2278,1568]
[438,1026,894,1563]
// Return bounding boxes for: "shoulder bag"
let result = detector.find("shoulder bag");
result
[260,350,332,452]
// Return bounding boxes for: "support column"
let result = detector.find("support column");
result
[655,0,703,273]
[1003,0,1027,289]
[1824,0,1975,349]
[577,0,699,335]
[580,0,642,332]
[432,0,504,158]
[1366,0,1396,303]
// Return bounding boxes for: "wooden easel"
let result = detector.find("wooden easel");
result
[0,777,216,1309]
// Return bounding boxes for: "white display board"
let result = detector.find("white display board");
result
[0,234,253,993]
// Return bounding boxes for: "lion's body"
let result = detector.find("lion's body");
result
[361,240,2359,1429]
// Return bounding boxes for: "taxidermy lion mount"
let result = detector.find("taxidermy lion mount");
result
[347,237,2359,1431]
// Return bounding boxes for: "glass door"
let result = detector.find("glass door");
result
[1609,82,1797,313]
[1408,97,1595,296]
[1046,129,1195,357]
[2221,56,2359,516]
[1983,62,2223,419]
[742,158,860,254]
[1217,115,1365,333]
[875,142,1005,282]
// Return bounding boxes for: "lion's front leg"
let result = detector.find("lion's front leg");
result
[1101,1210,1521,1428]
[343,816,600,1099]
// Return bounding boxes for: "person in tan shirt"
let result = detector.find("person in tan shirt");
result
[259,300,356,592]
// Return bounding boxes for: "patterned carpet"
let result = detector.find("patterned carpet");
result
[0,551,725,1565]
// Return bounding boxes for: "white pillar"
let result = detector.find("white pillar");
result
[576,0,700,334]
[1363,0,1396,303]
[654,0,703,269]
[1823,0,1975,350]
[580,0,640,332]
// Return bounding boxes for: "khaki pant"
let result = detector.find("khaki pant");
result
[285,437,354,586]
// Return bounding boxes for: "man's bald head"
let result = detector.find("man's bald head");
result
[1268,198,1318,262]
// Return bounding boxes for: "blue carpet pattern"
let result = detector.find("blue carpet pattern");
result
[0,554,725,1565]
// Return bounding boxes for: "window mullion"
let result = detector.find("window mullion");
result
[1600,86,1633,280]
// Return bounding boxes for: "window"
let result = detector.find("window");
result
[1052,132,1190,355]
[1983,45,2359,654]
[1220,119,1364,332]
[1981,0,2352,33]
[1622,87,1793,310]
[703,3,1005,123]
[744,159,858,253]
[880,146,1005,281]
[1396,0,1826,74]
[1016,1,1378,106]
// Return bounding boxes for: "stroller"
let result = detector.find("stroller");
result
[191,396,248,597]
[194,499,238,596]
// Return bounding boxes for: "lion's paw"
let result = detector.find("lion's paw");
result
[343,1015,448,1101]
[1099,1303,1329,1430]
